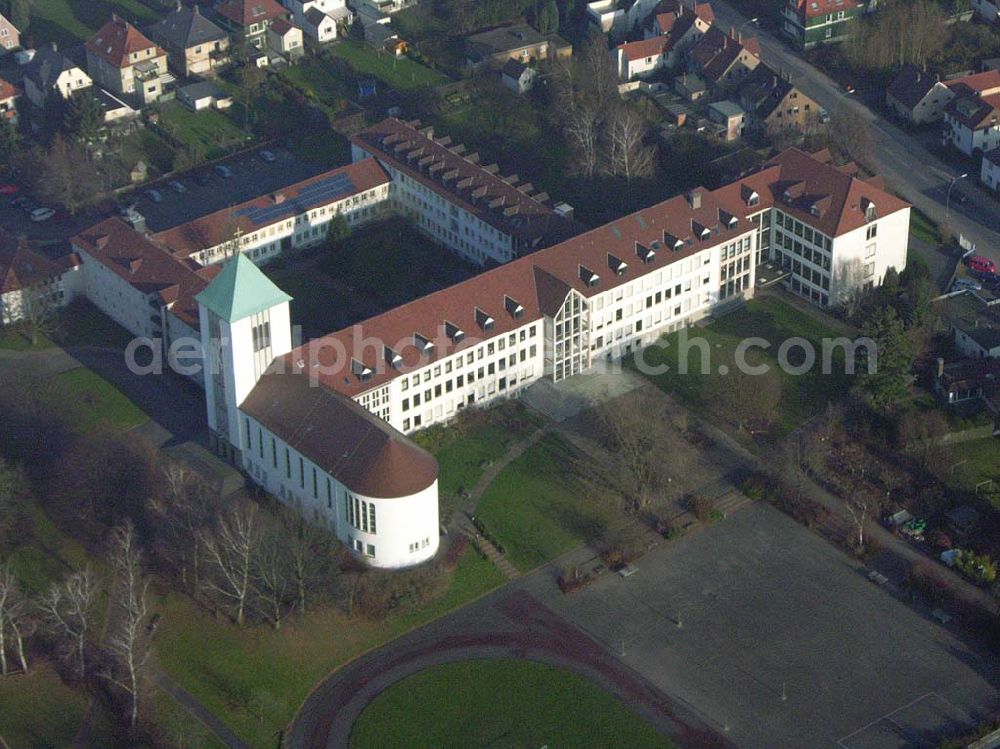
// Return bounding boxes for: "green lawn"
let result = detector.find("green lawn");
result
[477,434,621,572]
[0,663,89,749]
[158,101,249,160]
[634,296,852,433]
[9,503,94,595]
[154,548,506,747]
[330,39,448,91]
[279,58,353,103]
[942,437,1000,510]
[0,327,52,351]
[44,368,148,433]
[350,659,678,749]
[910,209,940,245]
[29,0,159,47]
[412,403,542,497]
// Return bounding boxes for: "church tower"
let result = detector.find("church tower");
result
[195,254,293,462]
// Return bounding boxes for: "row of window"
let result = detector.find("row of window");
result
[346,494,377,534]
[401,346,537,412]
[774,211,832,251]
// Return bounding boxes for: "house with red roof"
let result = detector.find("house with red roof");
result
[0,12,19,53]
[615,0,711,79]
[886,67,1000,127]
[0,76,20,126]
[85,16,169,105]
[210,0,289,51]
[687,25,760,92]
[782,0,866,50]
[943,86,1000,157]
[0,232,79,325]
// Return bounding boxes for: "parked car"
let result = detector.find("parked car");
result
[258,150,276,163]
[145,189,163,203]
[819,107,830,124]
[29,207,56,222]
[11,196,31,210]
[953,278,982,292]
[966,255,997,275]
[168,180,187,194]
[214,165,233,179]
[0,183,19,195]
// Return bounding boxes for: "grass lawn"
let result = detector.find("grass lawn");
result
[330,40,448,91]
[29,0,159,47]
[412,403,542,500]
[477,434,621,572]
[43,368,148,433]
[350,659,678,749]
[154,548,506,747]
[0,327,52,351]
[634,296,852,433]
[158,101,249,160]
[0,663,89,749]
[279,58,353,103]
[910,209,939,245]
[942,437,1000,510]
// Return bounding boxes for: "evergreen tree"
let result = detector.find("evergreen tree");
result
[858,305,913,413]
[64,92,104,143]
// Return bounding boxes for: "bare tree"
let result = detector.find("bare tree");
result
[253,522,292,629]
[102,521,152,728]
[200,501,259,626]
[26,136,102,216]
[845,487,874,551]
[150,462,215,592]
[829,107,874,171]
[564,102,603,178]
[605,107,655,206]
[898,410,950,471]
[38,567,98,679]
[279,507,336,615]
[595,391,679,512]
[18,281,59,346]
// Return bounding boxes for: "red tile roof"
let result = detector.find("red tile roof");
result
[240,364,439,498]
[214,0,287,26]
[689,26,759,84]
[269,17,295,35]
[71,218,210,329]
[0,76,20,102]
[351,118,581,251]
[619,35,670,62]
[152,159,391,258]
[946,69,1000,96]
[791,0,859,19]
[302,148,908,400]
[86,16,162,69]
[0,232,64,294]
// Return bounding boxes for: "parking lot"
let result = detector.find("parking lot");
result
[121,146,325,233]
[523,503,1000,749]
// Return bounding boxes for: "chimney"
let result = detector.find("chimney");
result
[688,190,702,209]
[937,357,945,378]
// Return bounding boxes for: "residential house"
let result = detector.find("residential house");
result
[687,26,760,93]
[0,233,78,325]
[89,87,139,124]
[708,100,744,141]
[146,3,230,78]
[617,0,711,80]
[21,43,92,108]
[673,71,707,101]
[587,0,625,34]
[0,77,20,125]
[738,63,820,137]
[782,0,863,50]
[0,13,19,53]
[933,357,1000,410]
[501,58,537,94]
[464,23,569,68]
[886,65,954,125]
[284,0,352,43]
[938,290,1000,359]
[981,148,1000,191]
[351,0,416,24]
[266,18,304,58]
[942,87,1000,157]
[211,0,289,50]
[85,16,169,105]
[177,80,233,111]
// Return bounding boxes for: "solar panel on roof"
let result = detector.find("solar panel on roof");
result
[234,173,357,226]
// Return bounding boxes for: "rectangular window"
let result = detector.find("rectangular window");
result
[361,500,368,531]
[299,457,305,488]
[286,448,291,479]
[369,503,376,534]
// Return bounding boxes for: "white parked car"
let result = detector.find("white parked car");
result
[29,207,55,222]
[953,278,982,292]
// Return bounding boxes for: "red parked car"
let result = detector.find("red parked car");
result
[0,184,20,195]
[966,255,997,275]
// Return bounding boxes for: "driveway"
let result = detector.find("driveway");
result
[711,0,1000,268]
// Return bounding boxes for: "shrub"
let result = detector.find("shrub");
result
[692,495,716,523]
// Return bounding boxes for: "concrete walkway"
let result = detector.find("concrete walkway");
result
[155,671,253,749]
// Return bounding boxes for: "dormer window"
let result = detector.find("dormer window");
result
[608,253,628,276]
[351,359,374,381]
[579,265,600,287]
[861,198,877,221]
[741,185,759,207]
[475,307,494,331]
[636,243,656,263]
[719,209,738,229]
[692,221,711,240]
[384,346,403,369]
[444,321,464,343]
[414,332,434,354]
[664,232,685,251]
[504,296,524,319]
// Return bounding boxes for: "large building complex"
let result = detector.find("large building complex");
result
[24,119,908,569]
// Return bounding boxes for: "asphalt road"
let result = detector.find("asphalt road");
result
[711,1,1000,264]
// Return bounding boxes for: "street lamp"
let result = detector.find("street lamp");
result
[946,172,968,223]
[738,17,758,35]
